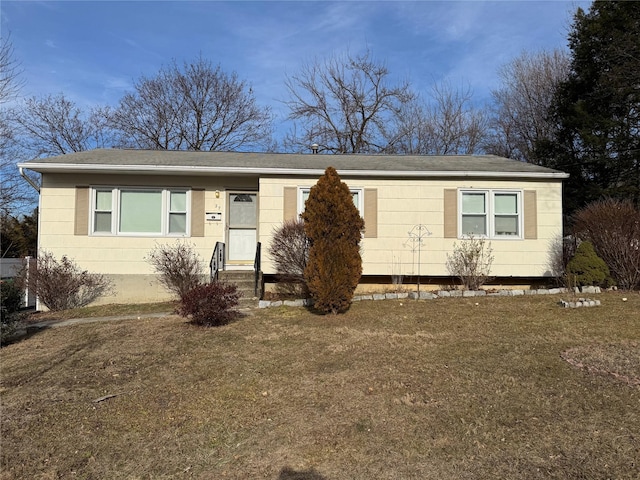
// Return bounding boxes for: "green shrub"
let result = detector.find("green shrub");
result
[566,241,612,287]
[1,280,24,344]
[176,282,240,327]
[301,167,364,314]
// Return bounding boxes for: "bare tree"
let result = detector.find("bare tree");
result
[393,81,488,155]
[12,93,116,157]
[0,34,32,216]
[110,57,273,151]
[284,50,414,154]
[0,35,23,104]
[485,49,570,163]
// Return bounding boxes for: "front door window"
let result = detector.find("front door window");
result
[228,193,257,262]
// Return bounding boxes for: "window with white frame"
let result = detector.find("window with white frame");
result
[459,190,521,238]
[90,187,190,236]
[297,187,364,216]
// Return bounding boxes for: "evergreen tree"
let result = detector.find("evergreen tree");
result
[536,1,640,217]
[302,167,364,314]
[0,208,38,258]
[566,241,611,288]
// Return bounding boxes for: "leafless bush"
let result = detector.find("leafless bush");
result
[572,199,640,290]
[268,219,309,297]
[446,236,494,290]
[146,242,204,299]
[29,251,113,311]
[547,234,579,286]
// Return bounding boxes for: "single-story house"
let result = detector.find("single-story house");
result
[18,149,568,305]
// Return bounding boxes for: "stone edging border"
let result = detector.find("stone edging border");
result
[258,286,604,309]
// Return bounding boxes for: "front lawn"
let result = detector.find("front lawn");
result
[1,293,638,479]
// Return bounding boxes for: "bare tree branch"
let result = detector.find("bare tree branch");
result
[284,50,413,154]
[485,49,570,163]
[392,81,488,155]
[111,57,273,151]
[11,93,116,157]
[0,34,34,217]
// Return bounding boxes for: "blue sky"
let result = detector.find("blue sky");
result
[2,1,589,138]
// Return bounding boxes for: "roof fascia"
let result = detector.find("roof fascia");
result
[17,162,570,180]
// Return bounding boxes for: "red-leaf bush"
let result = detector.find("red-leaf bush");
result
[176,282,241,327]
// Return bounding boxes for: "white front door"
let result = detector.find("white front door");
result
[227,192,257,263]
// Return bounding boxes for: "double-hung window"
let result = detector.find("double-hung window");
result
[460,190,521,238]
[91,187,190,236]
[298,187,364,216]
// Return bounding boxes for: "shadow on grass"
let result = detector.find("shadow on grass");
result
[278,466,328,480]
[1,323,51,347]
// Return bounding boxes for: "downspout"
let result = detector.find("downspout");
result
[19,166,42,310]
[19,167,40,193]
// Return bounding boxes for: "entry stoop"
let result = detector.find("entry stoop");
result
[216,270,263,307]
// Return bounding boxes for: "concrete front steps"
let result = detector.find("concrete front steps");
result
[216,270,263,307]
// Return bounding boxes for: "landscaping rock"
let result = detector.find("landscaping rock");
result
[284,299,305,307]
[581,285,601,294]
[558,297,600,308]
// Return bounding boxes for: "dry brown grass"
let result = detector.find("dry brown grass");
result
[25,301,176,322]
[1,292,639,479]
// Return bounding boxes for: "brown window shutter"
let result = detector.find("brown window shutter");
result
[74,186,89,236]
[363,189,378,238]
[191,189,205,237]
[443,189,457,238]
[524,190,537,239]
[283,187,297,221]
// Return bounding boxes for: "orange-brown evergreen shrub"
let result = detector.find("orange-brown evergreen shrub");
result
[301,167,365,314]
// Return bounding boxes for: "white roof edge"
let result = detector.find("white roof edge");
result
[17,162,570,179]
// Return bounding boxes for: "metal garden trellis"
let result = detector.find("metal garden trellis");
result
[404,224,432,296]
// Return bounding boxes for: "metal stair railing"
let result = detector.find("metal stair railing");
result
[253,242,261,297]
[210,242,225,282]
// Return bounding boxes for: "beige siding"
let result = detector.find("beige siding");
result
[38,174,257,294]
[258,177,564,279]
[39,171,564,303]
